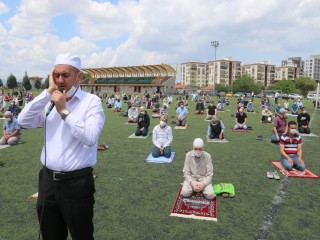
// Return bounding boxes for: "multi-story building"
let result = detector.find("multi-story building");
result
[207,57,241,86]
[242,61,275,87]
[304,54,320,81]
[180,61,207,87]
[276,57,304,81]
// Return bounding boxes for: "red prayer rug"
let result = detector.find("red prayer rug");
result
[170,186,217,221]
[231,128,248,132]
[270,161,320,179]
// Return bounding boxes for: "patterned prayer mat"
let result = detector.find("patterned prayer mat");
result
[174,124,188,130]
[231,128,248,132]
[145,152,175,163]
[270,161,320,179]
[299,133,318,137]
[170,186,217,221]
[128,133,148,139]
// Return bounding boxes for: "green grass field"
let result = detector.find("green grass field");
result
[0,95,319,240]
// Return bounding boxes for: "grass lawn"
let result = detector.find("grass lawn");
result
[0,95,319,240]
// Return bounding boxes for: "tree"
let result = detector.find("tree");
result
[34,79,42,89]
[214,84,228,93]
[0,78,3,87]
[294,76,317,96]
[268,79,296,94]
[7,74,18,89]
[43,75,49,89]
[22,71,32,90]
[232,74,263,93]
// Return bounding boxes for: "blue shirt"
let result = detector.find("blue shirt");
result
[3,118,21,135]
[291,103,298,112]
[114,100,122,109]
[176,106,188,119]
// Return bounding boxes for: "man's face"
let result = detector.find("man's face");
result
[5,114,12,121]
[53,64,81,92]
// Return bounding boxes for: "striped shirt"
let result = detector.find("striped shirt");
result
[280,134,302,155]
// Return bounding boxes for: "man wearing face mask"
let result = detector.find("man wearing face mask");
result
[207,116,225,140]
[135,106,150,136]
[261,106,273,123]
[128,104,138,123]
[271,108,287,144]
[114,98,122,112]
[279,121,305,171]
[297,107,311,134]
[176,102,188,126]
[8,101,19,117]
[206,100,217,120]
[0,111,21,145]
[181,138,214,200]
[152,115,173,158]
[18,53,105,240]
[234,107,248,130]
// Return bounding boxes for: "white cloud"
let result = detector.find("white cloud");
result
[0,2,9,14]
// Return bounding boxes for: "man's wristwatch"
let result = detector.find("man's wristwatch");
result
[61,109,71,120]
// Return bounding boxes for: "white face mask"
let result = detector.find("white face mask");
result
[194,150,203,158]
[289,129,297,134]
[180,105,184,108]
[239,109,243,112]
[66,77,79,98]
[160,121,166,127]
[302,110,307,114]
[5,118,11,122]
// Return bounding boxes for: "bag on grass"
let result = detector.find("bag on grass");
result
[213,183,235,196]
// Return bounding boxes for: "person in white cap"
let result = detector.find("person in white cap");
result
[18,53,105,240]
[181,138,215,200]
[0,111,21,145]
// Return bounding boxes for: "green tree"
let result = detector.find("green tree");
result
[22,71,32,90]
[232,74,263,93]
[43,75,49,89]
[215,84,228,93]
[268,79,296,94]
[7,74,18,89]
[0,78,3,87]
[34,79,42,89]
[294,76,317,96]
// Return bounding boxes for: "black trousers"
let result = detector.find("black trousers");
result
[37,168,95,240]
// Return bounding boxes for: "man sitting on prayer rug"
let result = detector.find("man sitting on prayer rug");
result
[195,100,205,114]
[261,106,273,123]
[234,107,247,130]
[207,116,225,140]
[135,106,150,136]
[271,108,287,144]
[280,121,305,171]
[128,104,138,123]
[205,100,217,120]
[152,115,173,158]
[0,111,21,145]
[181,138,215,200]
[176,103,188,126]
[297,107,311,134]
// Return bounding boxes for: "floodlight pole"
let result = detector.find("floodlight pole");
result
[316,80,320,110]
[211,41,219,61]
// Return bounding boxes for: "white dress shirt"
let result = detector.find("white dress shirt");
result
[18,89,105,171]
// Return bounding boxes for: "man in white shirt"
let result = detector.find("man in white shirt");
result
[152,115,173,158]
[128,104,138,123]
[18,53,105,240]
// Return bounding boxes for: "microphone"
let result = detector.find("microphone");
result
[46,89,63,116]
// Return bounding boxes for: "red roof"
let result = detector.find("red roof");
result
[200,85,214,90]
[175,84,190,89]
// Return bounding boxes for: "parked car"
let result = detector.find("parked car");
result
[266,92,275,99]
[256,92,264,98]
[280,93,289,100]
[288,93,303,100]
[217,92,226,97]
[307,93,320,100]
[234,92,245,97]
[226,92,234,97]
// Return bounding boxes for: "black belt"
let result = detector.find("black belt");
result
[44,166,93,181]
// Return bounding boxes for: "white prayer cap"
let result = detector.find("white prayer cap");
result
[193,138,204,148]
[55,53,81,70]
[4,111,12,116]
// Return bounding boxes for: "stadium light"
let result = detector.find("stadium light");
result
[211,41,219,61]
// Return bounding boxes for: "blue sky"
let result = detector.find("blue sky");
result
[0,0,320,82]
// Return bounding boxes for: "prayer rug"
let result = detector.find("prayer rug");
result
[270,161,320,179]
[299,133,318,137]
[0,145,10,150]
[231,128,248,132]
[145,152,175,163]
[170,186,217,221]
[123,122,137,125]
[175,124,188,130]
[194,112,204,116]
[0,117,5,120]
[128,133,148,139]
[207,138,228,143]
[152,113,161,118]
[204,118,211,122]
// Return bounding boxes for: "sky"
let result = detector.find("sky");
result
[0,0,320,82]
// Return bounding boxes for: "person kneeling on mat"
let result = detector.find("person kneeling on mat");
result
[297,107,311,134]
[151,115,173,158]
[280,121,305,171]
[181,138,215,200]
[207,116,225,140]
[135,106,150,136]
[234,107,247,130]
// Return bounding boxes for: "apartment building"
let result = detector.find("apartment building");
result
[207,57,242,86]
[304,54,320,81]
[180,61,207,87]
[276,57,304,81]
[242,61,275,87]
